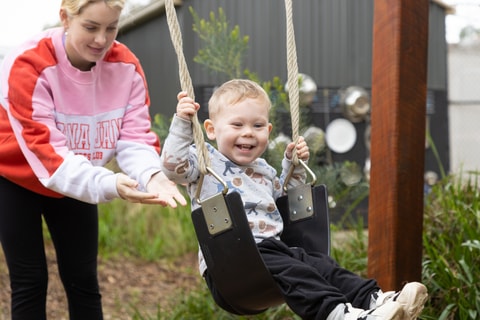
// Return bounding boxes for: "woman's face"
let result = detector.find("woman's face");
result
[60,1,121,71]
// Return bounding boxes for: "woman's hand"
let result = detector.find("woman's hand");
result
[145,171,187,207]
[116,172,187,207]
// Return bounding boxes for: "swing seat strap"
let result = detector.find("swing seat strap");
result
[278,184,331,255]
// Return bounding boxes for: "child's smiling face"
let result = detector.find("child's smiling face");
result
[204,97,272,166]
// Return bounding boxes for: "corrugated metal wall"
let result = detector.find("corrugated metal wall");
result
[117,0,448,117]
[428,3,449,90]
[117,11,179,115]
[187,0,375,87]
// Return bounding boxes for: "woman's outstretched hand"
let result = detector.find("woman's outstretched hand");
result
[116,172,187,207]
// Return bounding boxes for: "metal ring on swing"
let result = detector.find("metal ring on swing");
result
[194,167,229,205]
[282,159,317,193]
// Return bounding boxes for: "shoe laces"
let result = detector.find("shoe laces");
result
[373,290,398,308]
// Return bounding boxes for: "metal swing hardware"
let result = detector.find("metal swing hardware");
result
[195,167,233,236]
[283,160,318,222]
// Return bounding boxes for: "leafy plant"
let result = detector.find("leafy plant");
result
[421,172,480,319]
[151,113,171,143]
[190,6,249,80]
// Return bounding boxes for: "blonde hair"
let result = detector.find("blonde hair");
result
[208,79,271,119]
[61,0,125,16]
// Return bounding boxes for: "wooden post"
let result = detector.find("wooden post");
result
[368,0,429,290]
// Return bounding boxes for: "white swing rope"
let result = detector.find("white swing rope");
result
[165,0,302,175]
[165,0,210,175]
[284,0,301,166]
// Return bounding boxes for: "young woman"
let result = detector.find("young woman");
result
[0,1,186,319]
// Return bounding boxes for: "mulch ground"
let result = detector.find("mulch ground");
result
[0,242,200,319]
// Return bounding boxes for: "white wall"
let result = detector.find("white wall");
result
[448,41,480,175]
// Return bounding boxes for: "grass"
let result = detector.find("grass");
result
[88,171,480,319]
[97,195,198,261]
[131,285,301,320]
[421,172,480,320]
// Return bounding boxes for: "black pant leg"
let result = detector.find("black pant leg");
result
[258,238,380,320]
[305,250,379,309]
[43,197,103,320]
[0,177,103,320]
[0,177,48,320]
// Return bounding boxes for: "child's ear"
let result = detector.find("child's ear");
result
[204,119,216,140]
[268,123,273,134]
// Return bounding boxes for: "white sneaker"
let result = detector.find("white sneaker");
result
[394,282,428,319]
[372,282,428,319]
[329,301,406,320]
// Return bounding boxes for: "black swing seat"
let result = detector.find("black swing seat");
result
[191,184,331,315]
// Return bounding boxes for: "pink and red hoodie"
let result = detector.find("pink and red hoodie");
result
[0,27,161,204]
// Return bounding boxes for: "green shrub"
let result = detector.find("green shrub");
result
[422,173,480,320]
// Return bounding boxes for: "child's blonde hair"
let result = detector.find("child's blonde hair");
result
[208,79,271,119]
[61,0,125,16]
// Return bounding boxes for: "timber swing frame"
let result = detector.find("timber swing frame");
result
[165,0,331,314]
